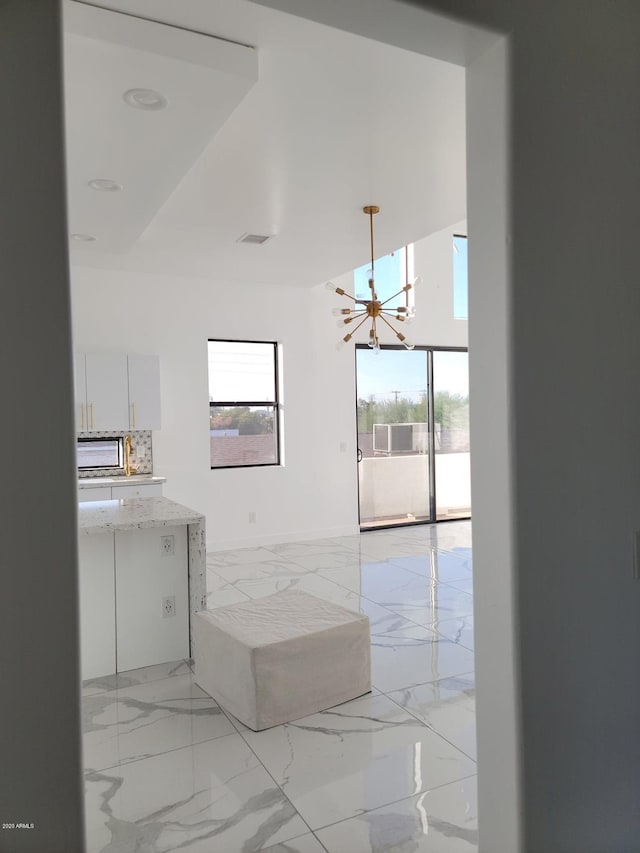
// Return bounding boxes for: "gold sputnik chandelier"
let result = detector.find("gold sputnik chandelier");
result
[327,206,415,352]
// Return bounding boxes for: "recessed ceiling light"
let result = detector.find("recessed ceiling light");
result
[88,179,122,192]
[70,233,96,242]
[123,88,168,111]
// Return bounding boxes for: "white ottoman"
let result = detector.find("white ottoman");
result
[194,589,371,730]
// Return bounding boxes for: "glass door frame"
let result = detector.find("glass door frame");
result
[355,343,470,531]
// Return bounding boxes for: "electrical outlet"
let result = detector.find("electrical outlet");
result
[162,596,176,618]
[161,535,175,556]
[248,511,256,523]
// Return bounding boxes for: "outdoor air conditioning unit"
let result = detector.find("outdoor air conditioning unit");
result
[373,423,428,455]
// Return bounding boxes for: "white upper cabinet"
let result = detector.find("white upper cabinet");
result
[84,352,130,431]
[127,354,161,430]
[75,351,161,432]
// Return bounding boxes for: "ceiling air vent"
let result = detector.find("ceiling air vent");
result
[237,232,271,245]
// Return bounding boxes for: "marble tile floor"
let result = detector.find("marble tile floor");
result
[82,521,477,852]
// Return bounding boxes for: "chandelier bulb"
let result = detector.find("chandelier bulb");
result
[325,281,339,293]
[332,307,351,317]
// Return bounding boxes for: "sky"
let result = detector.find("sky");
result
[356,348,469,402]
[208,341,276,402]
[208,341,469,405]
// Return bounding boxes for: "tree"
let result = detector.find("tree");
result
[209,406,274,434]
[433,391,469,429]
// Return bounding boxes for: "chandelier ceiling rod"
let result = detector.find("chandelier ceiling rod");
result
[365,205,379,296]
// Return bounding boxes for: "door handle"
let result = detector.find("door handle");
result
[357,448,363,463]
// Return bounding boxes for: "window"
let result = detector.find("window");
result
[453,234,468,320]
[354,246,414,309]
[208,340,280,468]
[77,437,122,470]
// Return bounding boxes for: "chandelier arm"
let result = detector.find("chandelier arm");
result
[341,311,367,324]
[379,288,410,308]
[348,314,372,337]
[378,313,402,337]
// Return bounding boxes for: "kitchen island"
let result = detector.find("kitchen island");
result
[78,496,206,680]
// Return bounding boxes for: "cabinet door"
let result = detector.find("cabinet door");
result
[74,353,88,431]
[127,354,161,430]
[111,483,163,499]
[78,486,112,501]
[78,534,116,680]
[85,352,129,431]
[115,526,188,672]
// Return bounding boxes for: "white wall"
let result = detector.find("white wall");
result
[413,220,468,347]
[72,271,358,549]
[1,2,85,847]
[71,222,466,550]
[466,36,519,853]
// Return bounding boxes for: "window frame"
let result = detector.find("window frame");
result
[453,233,468,321]
[208,338,281,470]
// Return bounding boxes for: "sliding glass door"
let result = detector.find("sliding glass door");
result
[356,347,431,528]
[356,345,470,529]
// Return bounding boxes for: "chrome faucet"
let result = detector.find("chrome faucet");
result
[124,434,134,476]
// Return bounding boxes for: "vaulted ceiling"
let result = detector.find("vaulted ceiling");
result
[63,0,466,287]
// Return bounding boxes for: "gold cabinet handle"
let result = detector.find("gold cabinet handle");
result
[89,403,94,429]
[131,402,136,429]
[80,403,85,431]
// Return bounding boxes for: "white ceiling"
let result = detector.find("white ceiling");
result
[63,0,466,287]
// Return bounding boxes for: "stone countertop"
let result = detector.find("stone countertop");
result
[78,475,167,488]
[78,496,204,536]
